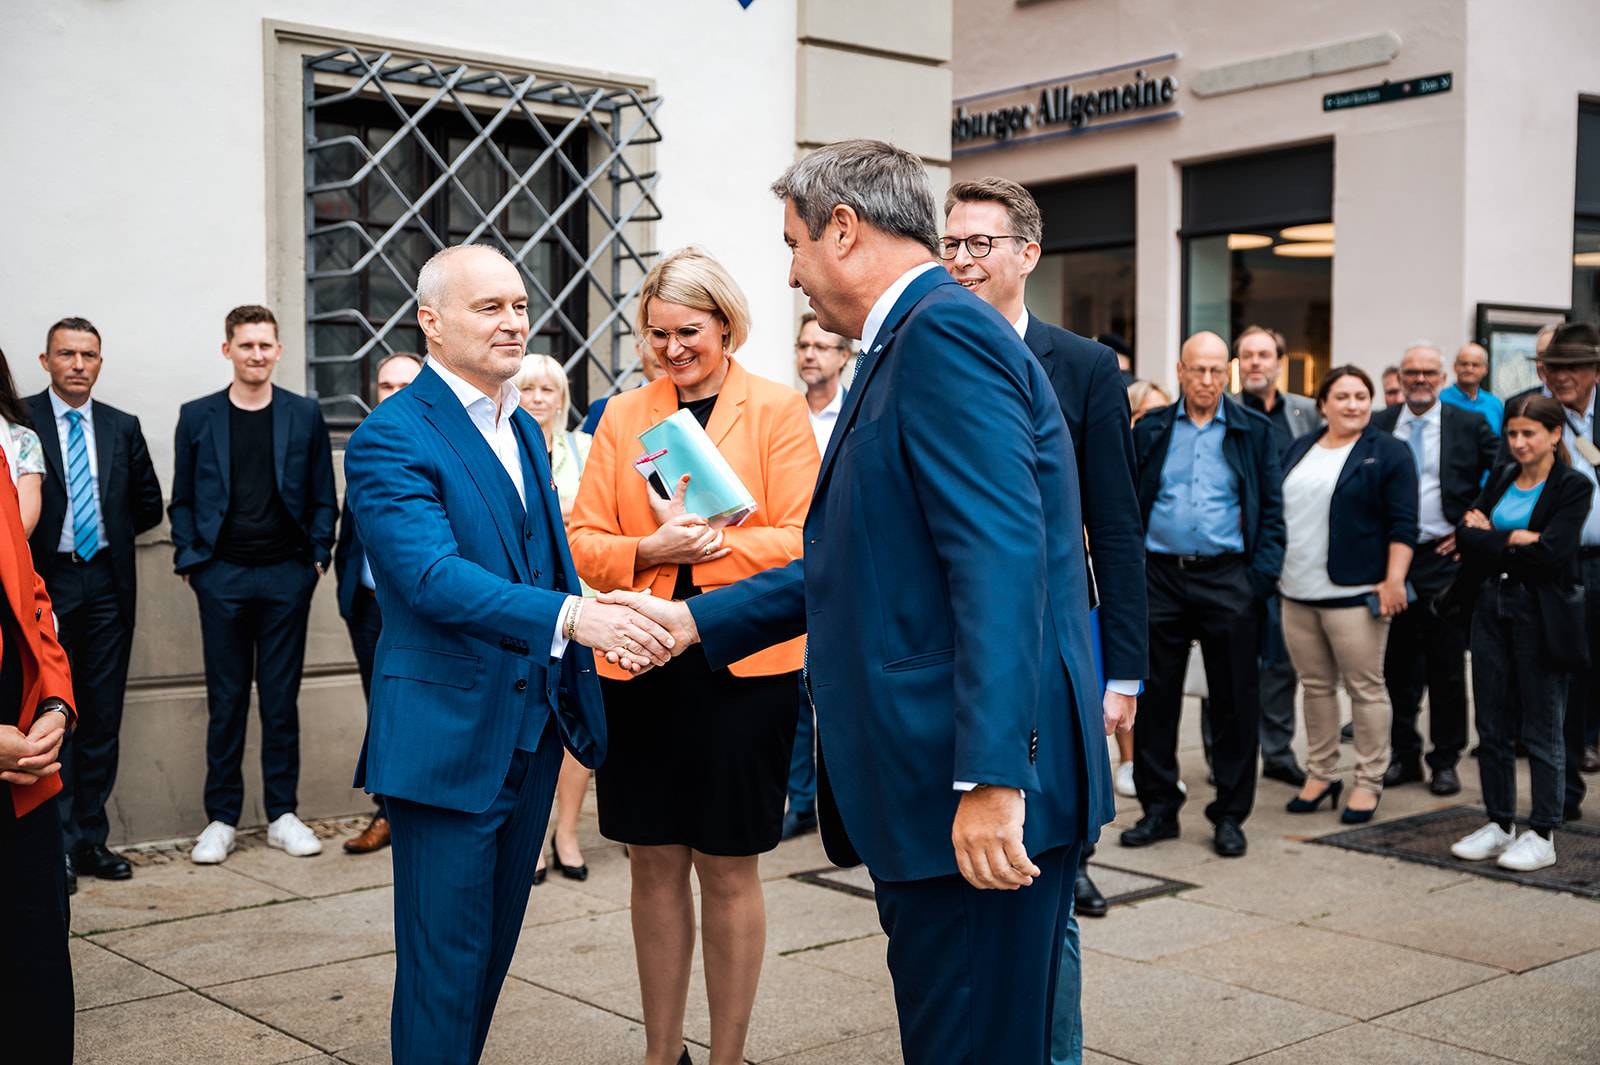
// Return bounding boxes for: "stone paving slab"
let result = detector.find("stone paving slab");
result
[783,932,892,987]
[1377,949,1600,1065]
[206,952,396,1055]
[1243,1023,1517,1064]
[1310,878,1600,972]
[762,1026,903,1063]
[75,990,317,1064]
[71,938,183,1010]
[761,876,885,955]
[91,888,395,987]
[509,907,676,998]
[1158,924,1502,1020]
[71,859,297,935]
[521,876,629,927]
[1076,896,1278,962]
[222,837,395,899]
[1079,952,1349,1065]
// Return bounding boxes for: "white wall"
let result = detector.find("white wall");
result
[950,0,1599,390]
[0,0,800,480]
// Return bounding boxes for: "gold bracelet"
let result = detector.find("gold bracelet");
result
[564,598,582,642]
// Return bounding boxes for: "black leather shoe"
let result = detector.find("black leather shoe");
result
[1074,869,1108,917]
[75,843,133,881]
[1565,803,1583,823]
[780,807,818,841]
[1213,819,1248,857]
[1286,779,1342,814]
[678,1045,693,1065]
[1263,762,1308,788]
[1382,759,1424,788]
[1120,813,1180,848]
[550,843,588,882]
[1428,768,1461,796]
[65,853,77,897]
[1340,722,1354,743]
[1340,794,1381,825]
[531,863,547,886]
[1582,745,1600,774]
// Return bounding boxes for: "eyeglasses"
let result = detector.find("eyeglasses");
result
[644,321,716,350]
[1398,369,1442,380]
[795,341,847,354]
[1178,364,1229,381]
[937,234,1029,260]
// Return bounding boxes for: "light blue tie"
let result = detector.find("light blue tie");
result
[1407,417,1425,476]
[65,409,101,560]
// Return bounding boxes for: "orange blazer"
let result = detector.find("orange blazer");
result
[0,451,75,818]
[570,359,819,680]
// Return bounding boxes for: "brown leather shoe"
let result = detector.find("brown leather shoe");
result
[344,816,391,854]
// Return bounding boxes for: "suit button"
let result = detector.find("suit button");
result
[514,679,528,692]
[525,529,533,539]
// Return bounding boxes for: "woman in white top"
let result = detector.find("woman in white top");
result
[513,353,597,883]
[1278,366,1418,823]
[0,346,46,535]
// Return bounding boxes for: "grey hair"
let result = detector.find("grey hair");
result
[771,139,940,255]
[1401,340,1443,363]
[415,244,513,309]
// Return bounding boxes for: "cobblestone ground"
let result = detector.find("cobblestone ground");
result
[72,706,1600,1065]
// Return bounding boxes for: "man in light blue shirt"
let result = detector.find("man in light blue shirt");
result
[1144,398,1246,556]
[1439,342,1504,435]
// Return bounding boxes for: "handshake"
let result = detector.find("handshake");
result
[570,590,701,675]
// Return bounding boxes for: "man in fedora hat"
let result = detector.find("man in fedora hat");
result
[1502,321,1600,809]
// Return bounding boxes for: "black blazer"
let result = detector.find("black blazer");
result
[1371,401,1499,528]
[333,500,365,621]
[1454,461,1593,669]
[1282,425,1418,587]
[168,386,338,573]
[1023,315,1147,681]
[1133,394,1286,597]
[26,391,164,618]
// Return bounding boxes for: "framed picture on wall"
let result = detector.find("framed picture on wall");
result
[1475,302,1569,400]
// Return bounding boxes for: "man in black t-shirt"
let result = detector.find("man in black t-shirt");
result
[169,305,338,865]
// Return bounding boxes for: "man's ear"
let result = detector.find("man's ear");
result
[1018,240,1042,280]
[417,305,442,347]
[831,204,860,259]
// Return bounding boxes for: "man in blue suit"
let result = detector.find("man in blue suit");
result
[605,140,1120,1064]
[342,244,674,1065]
[170,305,338,865]
[941,177,1145,1065]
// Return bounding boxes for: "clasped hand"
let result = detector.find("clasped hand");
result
[0,710,66,786]
[638,474,730,567]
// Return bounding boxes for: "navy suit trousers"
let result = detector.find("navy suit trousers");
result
[872,843,1077,1065]
[385,721,561,1065]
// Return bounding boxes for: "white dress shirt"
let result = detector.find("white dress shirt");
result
[808,386,844,454]
[1553,386,1600,546]
[1392,401,1452,541]
[49,390,109,553]
[426,357,572,657]
[859,261,942,354]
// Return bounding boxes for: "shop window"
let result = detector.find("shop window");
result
[1027,171,1137,364]
[1574,102,1600,324]
[1182,145,1334,394]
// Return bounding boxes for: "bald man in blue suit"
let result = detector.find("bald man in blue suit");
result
[606,140,1119,1065]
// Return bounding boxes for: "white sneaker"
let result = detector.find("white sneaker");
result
[191,821,237,864]
[267,812,324,857]
[1450,821,1516,861]
[1496,829,1556,872]
[1115,762,1137,797]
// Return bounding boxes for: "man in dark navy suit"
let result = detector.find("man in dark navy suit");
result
[605,140,1120,1065]
[941,177,1144,1065]
[169,305,339,865]
[28,317,163,892]
[336,351,423,856]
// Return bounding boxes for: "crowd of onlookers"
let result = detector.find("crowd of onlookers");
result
[6,174,1599,1065]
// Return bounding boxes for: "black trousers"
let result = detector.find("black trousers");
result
[1562,559,1600,815]
[191,558,318,826]
[1257,596,1301,771]
[49,552,135,852]
[0,594,73,1062]
[1385,543,1468,772]
[344,588,385,817]
[1137,556,1261,825]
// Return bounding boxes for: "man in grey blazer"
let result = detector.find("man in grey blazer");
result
[1235,325,1320,787]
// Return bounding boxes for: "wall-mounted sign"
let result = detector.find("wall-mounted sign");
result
[1323,72,1452,112]
[951,55,1180,157]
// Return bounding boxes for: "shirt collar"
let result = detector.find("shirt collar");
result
[1396,400,1441,427]
[427,355,519,425]
[1176,395,1227,426]
[1010,308,1029,341]
[859,262,941,355]
[49,389,92,423]
[814,386,845,419]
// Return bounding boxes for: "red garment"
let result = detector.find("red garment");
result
[0,449,75,817]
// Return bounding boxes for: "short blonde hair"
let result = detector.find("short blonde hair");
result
[636,246,751,355]
[1126,379,1170,415]
[513,353,571,428]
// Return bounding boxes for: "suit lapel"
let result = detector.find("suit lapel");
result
[1526,463,1565,529]
[512,410,567,569]
[1023,314,1054,372]
[1333,428,1374,494]
[413,368,532,583]
[30,393,64,486]
[91,403,115,507]
[209,392,231,497]
[270,387,291,493]
[703,360,749,446]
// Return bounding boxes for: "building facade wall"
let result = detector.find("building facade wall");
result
[951,0,1599,390]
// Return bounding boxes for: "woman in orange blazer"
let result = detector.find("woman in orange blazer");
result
[0,447,78,1063]
[569,246,818,1065]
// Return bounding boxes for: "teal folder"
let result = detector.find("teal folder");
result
[636,409,758,527]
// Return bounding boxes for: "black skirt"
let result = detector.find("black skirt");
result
[596,644,799,856]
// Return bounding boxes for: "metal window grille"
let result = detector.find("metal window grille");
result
[303,45,662,424]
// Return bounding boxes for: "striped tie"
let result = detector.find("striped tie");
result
[65,409,100,561]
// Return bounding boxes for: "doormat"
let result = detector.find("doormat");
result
[1313,804,1600,898]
